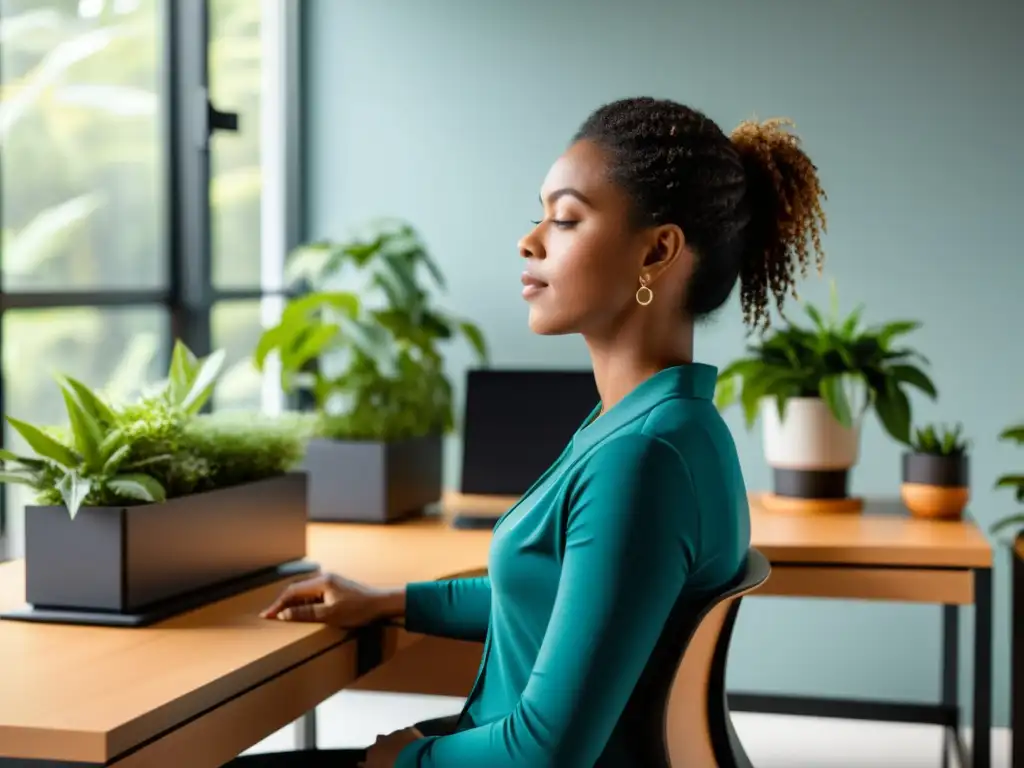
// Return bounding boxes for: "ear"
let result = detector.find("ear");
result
[641,223,689,282]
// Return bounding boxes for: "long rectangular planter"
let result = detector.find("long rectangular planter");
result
[304,434,442,523]
[1,472,315,627]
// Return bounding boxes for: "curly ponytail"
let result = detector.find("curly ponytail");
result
[730,118,828,331]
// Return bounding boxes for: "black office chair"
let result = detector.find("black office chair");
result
[614,546,771,767]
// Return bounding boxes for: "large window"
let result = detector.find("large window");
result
[0,0,300,558]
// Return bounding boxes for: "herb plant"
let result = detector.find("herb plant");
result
[714,282,937,445]
[908,423,970,457]
[991,422,1024,537]
[0,340,306,519]
[254,218,489,441]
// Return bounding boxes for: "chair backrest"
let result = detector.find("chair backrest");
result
[611,547,771,768]
[664,548,770,767]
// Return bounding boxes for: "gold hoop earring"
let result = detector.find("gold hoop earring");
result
[636,275,654,306]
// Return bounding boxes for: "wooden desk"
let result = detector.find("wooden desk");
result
[0,492,994,768]
[0,564,354,767]
[318,492,993,768]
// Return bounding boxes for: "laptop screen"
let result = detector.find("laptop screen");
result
[460,369,600,496]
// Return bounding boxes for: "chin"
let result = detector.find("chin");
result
[527,307,575,336]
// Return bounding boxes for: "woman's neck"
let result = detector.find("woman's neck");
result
[584,317,694,415]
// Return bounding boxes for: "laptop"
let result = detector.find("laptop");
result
[452,368,600,529]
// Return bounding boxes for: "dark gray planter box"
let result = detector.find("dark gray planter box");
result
[304,434,442,523]
[1,472,315,627]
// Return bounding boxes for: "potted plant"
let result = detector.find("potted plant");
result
[715,283,936,503]
[990,422,1024,768]
[254,218,488,523]
[900,423,970,520]
[0,341,314,627]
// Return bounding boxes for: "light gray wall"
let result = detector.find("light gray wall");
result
[302,0,1023,726]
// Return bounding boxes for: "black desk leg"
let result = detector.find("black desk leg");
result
[941,604,960,768]
[972,567,992,768]
[296,709,317,750]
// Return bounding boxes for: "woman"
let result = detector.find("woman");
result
[243,96,827,767]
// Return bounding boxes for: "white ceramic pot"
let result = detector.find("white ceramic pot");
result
[762,397,860,470]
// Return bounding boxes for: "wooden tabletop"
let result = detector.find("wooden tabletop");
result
[0,489,992,762]
[0,562,348,763]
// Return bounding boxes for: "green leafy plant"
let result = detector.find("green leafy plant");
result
[254,218,489,441]
[991,422,1024,537]
[0,340,306,519]
[908,423,970,456]
[714,282,936,445]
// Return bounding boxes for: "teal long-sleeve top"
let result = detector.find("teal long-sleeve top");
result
[396,363,751,767]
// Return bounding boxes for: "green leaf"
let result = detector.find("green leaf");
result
[372,253,422,312]
[253,322,293,370]
[180,349,227,414]
[0,470,38,486]
[103,444,132,472]
[281,291,359,325]
[991,512,1024,536]
[995,474,1024,488]
[57,381,103,469]
[803,302,827,331]
[6,416,79,468]
[714,376,737,411]
[0,448,47,469]
[57,471,91,520]
[458,320,489,363]
[58,375,117,426]
[875,321,921,348]
[999,425,1024,444]
[123,454,173,470]
[281,324,340,373]
[889,364,937,399]
[167,339,199,404]
[819,374,853,427]
[336,315,395,372]
[98,428,126,463]
[108,473,166,504]
[840,305,864,339]
[874,383,912,444]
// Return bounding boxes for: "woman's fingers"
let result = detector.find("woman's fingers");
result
[259,577,327,618]
[277,600,333,623]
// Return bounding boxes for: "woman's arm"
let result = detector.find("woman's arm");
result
[400,576,493,642]
[394,434,698,767]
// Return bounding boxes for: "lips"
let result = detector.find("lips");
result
[521,272,548,300]
[521,272,548,289]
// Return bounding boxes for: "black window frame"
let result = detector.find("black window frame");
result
[0,0,304,558]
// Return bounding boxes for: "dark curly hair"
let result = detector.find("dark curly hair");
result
[573,97,827,331]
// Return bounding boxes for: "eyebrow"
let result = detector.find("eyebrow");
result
[539,187,594,207]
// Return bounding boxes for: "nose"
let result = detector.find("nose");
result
[518,226,544,260]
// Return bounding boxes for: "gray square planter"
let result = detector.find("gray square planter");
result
[1,472,316,627]
[303,434,442,523]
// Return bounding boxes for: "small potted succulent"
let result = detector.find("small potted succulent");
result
[715,281,936,503]
[900,422,971,520]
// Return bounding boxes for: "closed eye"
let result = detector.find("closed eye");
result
[531,219,578,229]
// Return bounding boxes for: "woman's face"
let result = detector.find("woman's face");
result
[518,140,653,337]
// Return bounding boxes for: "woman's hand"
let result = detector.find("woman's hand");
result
[359,727,424,768]
[259,573,403,627]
